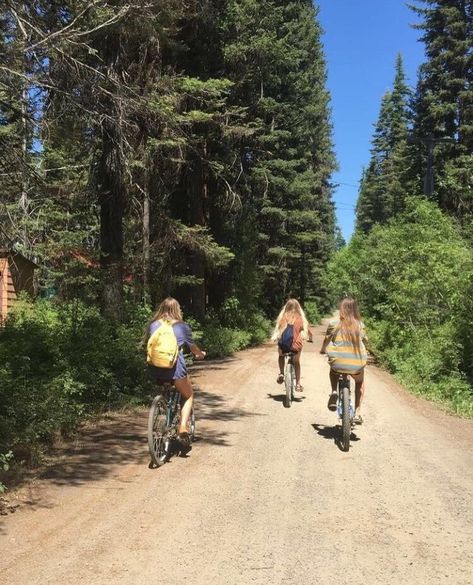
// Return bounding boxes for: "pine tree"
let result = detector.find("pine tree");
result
[0,4,40,254]
[223,0,337,311]
[356,55,412,233]
[409,0,473,219]
[1,0,340,320]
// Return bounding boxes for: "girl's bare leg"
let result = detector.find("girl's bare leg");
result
[329,369,339,393]
[278,351,285,376]
[174,376,193,433]
[293,352,301,386]
[351,371,365,416]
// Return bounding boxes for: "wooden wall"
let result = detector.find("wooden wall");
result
[0,257,9,320]
[0,252,36,321]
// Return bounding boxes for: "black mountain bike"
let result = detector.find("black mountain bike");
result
[147,382,195,467]
[283,352,296,408]
[337,374,354,451]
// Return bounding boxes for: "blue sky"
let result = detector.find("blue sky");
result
[316,0,425,241]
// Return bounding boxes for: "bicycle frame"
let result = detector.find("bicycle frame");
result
[165,386,181,427]
[284,352,295,369]
[283,352,296,408]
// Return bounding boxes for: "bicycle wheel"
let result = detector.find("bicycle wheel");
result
[284,359,293,408]
[341,385,351,452]
[147,395,171,466]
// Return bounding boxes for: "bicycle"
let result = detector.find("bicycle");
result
[283,351,296,408]
[147,382,195,467]
[336,373,354,451]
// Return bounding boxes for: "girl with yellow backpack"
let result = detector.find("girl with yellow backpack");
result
[145,297,205,446]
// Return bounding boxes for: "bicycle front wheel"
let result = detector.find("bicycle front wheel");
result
[148,395,171,466]
[341,386,351,452]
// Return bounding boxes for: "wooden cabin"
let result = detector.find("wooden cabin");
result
[0,249,38,321]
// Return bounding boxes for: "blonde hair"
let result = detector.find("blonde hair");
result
[271,298,309,342]
[142,297,183,346]
[152,297,183,323]
[337,297,363,355]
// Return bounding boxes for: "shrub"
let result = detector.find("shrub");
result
[198,297,271,358]
[304,300,321,324]
[0,297,153,458]
[0,451,13,493]
[202,325,252,358]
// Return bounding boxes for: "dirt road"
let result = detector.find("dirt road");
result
[1,321,472,585]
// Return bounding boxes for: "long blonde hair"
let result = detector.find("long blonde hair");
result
[337,297,364,355]
[271,298,309,341]
[142,297,183,346]
[152,297,183,323]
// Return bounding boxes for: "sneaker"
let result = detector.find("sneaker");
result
[327,392,338,411]
[177,431,191,447]
[277,373,284,384]
[353,414,364,425]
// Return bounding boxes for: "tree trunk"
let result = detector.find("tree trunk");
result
[97,118,125,321]
[142,166,150,305]
[188,155,207,320]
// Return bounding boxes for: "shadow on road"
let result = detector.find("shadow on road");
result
[191,356,237,376]
[196,388,263,423]
[266,393,306,405]
[1,353,265,526]
[311,423,360,452]
[40,414,148,487]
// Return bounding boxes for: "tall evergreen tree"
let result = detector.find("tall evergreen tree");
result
[409,0,473,219]
[1,0,340,321]
[356,55,412,233]
[223,0,337,310]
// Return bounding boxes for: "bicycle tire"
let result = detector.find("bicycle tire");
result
[341,385,351,452]
[284,360,293,408]
[290,363,296,400]
[147,395,171,466]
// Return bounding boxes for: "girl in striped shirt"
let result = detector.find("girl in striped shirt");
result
[320,297,368,424]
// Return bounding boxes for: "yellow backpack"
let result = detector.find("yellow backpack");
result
[147,320,179,368]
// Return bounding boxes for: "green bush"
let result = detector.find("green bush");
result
[200,312,271,358]
[0,451,13,493]
[202,325,252,358]
[304,300,321,324]
[196,297,271,358]
[0,297,153,459]
[249,313,272,345]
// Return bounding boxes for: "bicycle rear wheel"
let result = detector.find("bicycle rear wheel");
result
[148,395,171,466]
[341,385,351,452]
[284,360,295,408]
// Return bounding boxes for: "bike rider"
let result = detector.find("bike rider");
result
[272,298,313,392]
[145,297,205,446]
[320,296,368,424]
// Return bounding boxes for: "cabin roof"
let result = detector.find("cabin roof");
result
[0,248,39,268]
